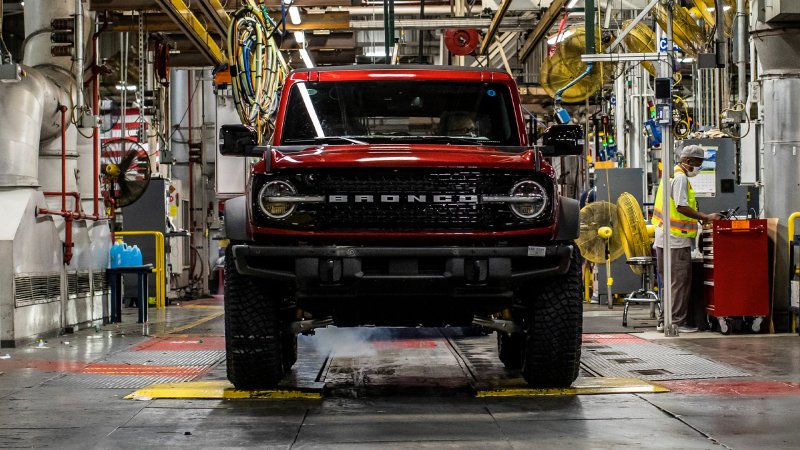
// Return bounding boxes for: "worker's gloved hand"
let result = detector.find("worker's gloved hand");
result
[703,212,723,223]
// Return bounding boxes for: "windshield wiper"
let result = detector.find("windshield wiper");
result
[282,136,368,145]
[419,135,497,145]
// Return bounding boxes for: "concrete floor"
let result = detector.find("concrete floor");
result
[1,299,799,449]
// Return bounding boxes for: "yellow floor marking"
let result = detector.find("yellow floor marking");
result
[163,311,225,335]
[180,305,224,310]
[124,380,321,400]
[476,377,669,398]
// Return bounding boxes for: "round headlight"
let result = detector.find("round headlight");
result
[509,180,547,219]
[258,180,296,219]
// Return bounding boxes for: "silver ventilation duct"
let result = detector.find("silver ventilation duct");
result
[751,7,800,327]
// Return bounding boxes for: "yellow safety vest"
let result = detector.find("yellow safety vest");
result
[652,165,699,238]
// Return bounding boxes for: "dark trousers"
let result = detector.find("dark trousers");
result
[655,246,692,326]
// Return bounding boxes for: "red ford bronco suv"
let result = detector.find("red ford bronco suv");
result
[220,65,584,389]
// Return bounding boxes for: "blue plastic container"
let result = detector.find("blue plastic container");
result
[110,242,125,268]
[129,245,143,266]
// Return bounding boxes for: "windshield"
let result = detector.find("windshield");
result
[279,80,520,146]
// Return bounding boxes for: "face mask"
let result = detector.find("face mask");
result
[684,164,700,177]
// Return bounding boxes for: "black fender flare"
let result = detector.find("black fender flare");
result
[224,196,249,241]
[555,195,580,241]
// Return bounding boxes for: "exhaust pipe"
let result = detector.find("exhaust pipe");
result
[472,316,523,335]
[290,317,334,335]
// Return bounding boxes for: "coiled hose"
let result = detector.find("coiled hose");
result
[227,0,288,142]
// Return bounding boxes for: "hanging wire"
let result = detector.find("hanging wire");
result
[227,0,289,142]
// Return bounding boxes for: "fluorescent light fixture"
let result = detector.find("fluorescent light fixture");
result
[289,6,301,25]
[282,0,292,5]
[297,83,323,136]
[294,31,305,44]
[567,0,579,9]
[547,29,575,45]
[299,48,314,68]
[115,83,136,91]
[679,57,695,63]
[707,6,733,11]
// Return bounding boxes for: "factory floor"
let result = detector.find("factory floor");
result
[1,298,800,449]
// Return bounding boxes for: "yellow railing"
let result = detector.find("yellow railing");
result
[789,213,800,333]
[116,231,166,309]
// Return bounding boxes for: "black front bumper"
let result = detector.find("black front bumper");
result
[232,244,572,300]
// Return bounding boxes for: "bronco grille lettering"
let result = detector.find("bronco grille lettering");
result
[326,194,479,203]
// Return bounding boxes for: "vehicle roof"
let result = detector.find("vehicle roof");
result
[290,64,510,75]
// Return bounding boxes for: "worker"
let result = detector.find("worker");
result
[652,145,721,333]
[444,112,477,136]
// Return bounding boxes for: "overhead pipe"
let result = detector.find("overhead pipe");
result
[73,0,85,116]
[37,106,75,265]
[715,0,727,68]
[735,0,746,102]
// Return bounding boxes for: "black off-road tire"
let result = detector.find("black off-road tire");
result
[224,246,285,389]
[497,332,525,369]
[520,245,583,388]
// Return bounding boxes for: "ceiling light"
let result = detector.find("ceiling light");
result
[299,48,314,68]
[567,0,579,9]
[294,31,305,44]
[289,6,301,25]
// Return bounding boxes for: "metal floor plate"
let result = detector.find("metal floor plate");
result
[100,350,224,366]
[46,373,203,389]
[581,336,750,381]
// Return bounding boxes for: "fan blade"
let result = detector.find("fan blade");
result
[118,149,139,174]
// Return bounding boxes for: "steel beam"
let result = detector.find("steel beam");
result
[518,0,566,63]
[479,0,513,56]
[270,11,350,31]
[350,17,528,31]
[581,52,665,62]
[195,0,231,36]
[155,0,225,66]
[604,0,660,53]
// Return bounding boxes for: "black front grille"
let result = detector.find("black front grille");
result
[253,169,553,231]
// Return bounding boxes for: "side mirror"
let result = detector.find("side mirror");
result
[219,124,264,157]
[539,124,584,156]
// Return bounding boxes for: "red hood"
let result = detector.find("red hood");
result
[253,145,551,172]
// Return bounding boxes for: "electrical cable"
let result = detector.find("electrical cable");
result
[719,102,751,139]
[227,0,289,142]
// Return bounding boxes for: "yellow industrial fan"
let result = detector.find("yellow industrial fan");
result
[540,25,617,103]
[621,20,657,77]
[577,193,653,307]
[577,201,624,308]
[616,192,653,275]
[654,2,706,58]
[691,0,737,38]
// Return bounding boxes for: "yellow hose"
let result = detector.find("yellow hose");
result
[227,1,289,141]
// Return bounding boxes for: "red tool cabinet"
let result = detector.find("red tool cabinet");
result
[702,219,769,326]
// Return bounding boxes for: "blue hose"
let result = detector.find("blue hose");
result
[554,62,594,104]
